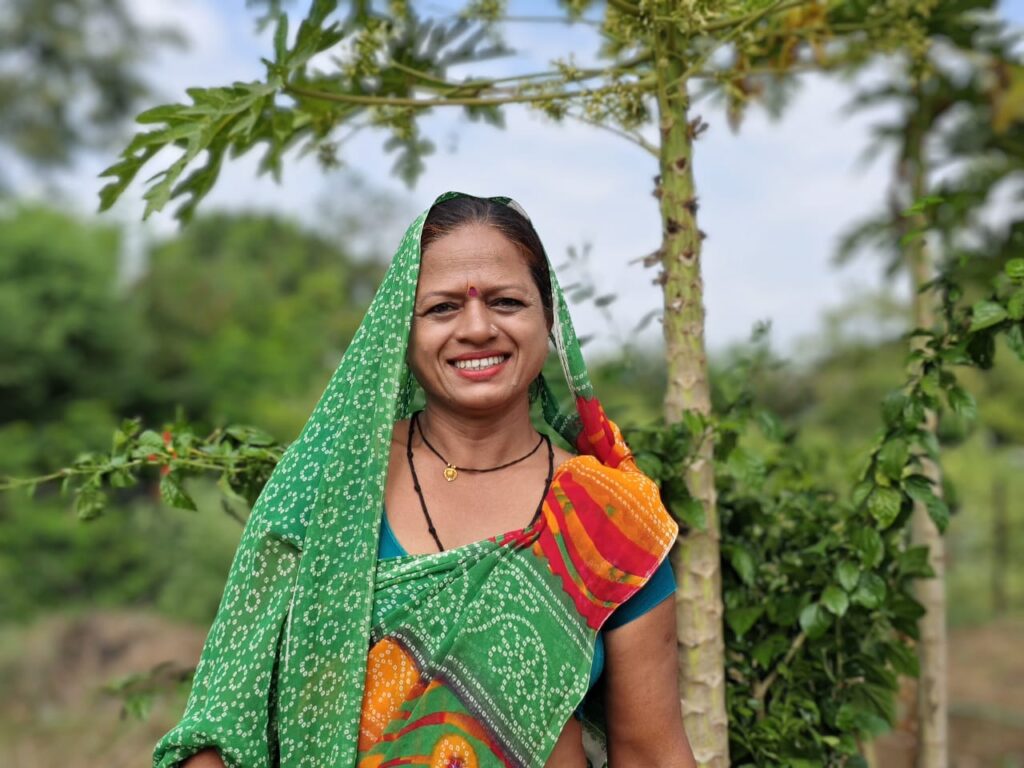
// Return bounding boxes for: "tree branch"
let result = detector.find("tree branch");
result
[364,54,653,104]
[606,0,641,16]
[676,0,808,85]
[499,15,603,27]
[565,110,658,157]
[677,0,816,33]
[285,77,652,109]
[751,630,807,718]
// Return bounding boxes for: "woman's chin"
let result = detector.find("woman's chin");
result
[434,382,528,415]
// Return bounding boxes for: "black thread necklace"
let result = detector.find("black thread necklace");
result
[412,410,546,482]
[406,415,554,552]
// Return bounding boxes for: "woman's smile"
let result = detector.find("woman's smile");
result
[449,351,512,378]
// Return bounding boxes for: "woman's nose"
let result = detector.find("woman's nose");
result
[456,300,498,342]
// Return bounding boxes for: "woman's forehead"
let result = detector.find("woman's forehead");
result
[419,227,533,282]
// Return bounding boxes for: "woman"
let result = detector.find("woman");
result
[156,193,696,768]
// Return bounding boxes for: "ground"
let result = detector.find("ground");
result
[0,612,1021,767]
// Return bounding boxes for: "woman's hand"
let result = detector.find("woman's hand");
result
[181,748,227,768]
[603,596,697,768]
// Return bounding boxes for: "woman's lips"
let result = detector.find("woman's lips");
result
[449,354,510,380]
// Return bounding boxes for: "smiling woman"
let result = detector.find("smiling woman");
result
[155,193,696,768]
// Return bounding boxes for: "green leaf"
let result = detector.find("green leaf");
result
[725,446,765,486]
[836,561,861,592]
[160,473,198,511]
[890,589,926,625]
[634,452,663,481]
[1006,258,1024,283]
[756,410,784,441]
[799,603,831,639]
[1007,323,1024,362]
[138,429,165,452]
[919,368,941,398]
[969,299,1008,332]
[752,633,789,668]
[877,438,908,481]
[946,385,977,422]
[887,640,919,676]
[226,425,276,446]
[726,605,764,638]
[851,479,873,509]
[1007,290,1024,321]
[767,594,803,627]
[881,392,907,428]
[966,330,996,369]
[852,573,886,609]
[925,494,949,532]
[727,545,757,586]
[868,487,903,529]
[821,585,850,617]
[273,12,289,62]
[852,527,884,568]
[675,496,706,531]
[836,701,890,735]
[902,395,925,428]
[898,545,934,578]
[902,475,948,531]
[75,487,107,521]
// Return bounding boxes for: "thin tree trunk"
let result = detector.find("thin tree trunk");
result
[905,117,948,768]
[653,21,729,768]
[992,472,1008,616]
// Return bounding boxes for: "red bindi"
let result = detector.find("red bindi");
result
[467,286,479,298]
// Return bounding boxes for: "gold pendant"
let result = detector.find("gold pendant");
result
[443,464,458,482]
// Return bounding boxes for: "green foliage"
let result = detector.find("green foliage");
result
[135,212,379,436]
[0,491,176,621]
[620,251,1024,762]
[0,204,375,627]
[0,206,143,428]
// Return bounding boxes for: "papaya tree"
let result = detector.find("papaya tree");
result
[838,3,1023,762]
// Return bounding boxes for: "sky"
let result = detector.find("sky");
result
[29,0,1024,359]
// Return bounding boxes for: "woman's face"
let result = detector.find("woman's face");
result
[409,222,549,416]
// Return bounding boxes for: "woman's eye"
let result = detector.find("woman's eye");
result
[493,297,524,309]
[426,302,457,315]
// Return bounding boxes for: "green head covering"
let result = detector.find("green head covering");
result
[154,192,607,767]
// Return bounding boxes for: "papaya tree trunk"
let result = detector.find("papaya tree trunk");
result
[653,20,730,768]
[992,472,1008,616]
[905,113,948,768]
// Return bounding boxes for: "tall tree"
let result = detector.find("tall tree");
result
[97,1,925,762]
[838,3,1024,763]
[0,0,181,178]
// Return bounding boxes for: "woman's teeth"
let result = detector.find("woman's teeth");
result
[453,355,506,370]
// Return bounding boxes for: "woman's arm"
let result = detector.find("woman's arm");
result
[603,596,697,768]
[181,749,226,768]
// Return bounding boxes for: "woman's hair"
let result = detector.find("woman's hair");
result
[420,196,554,325]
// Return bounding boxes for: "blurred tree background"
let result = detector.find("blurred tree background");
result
[1,0,1023,766]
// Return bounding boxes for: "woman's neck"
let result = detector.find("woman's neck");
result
[417,398,538,468]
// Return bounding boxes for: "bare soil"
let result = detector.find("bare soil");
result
[875,617,1024,768]
[0,612,1020,767]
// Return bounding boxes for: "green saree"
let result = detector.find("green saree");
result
[154,192,678,768]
